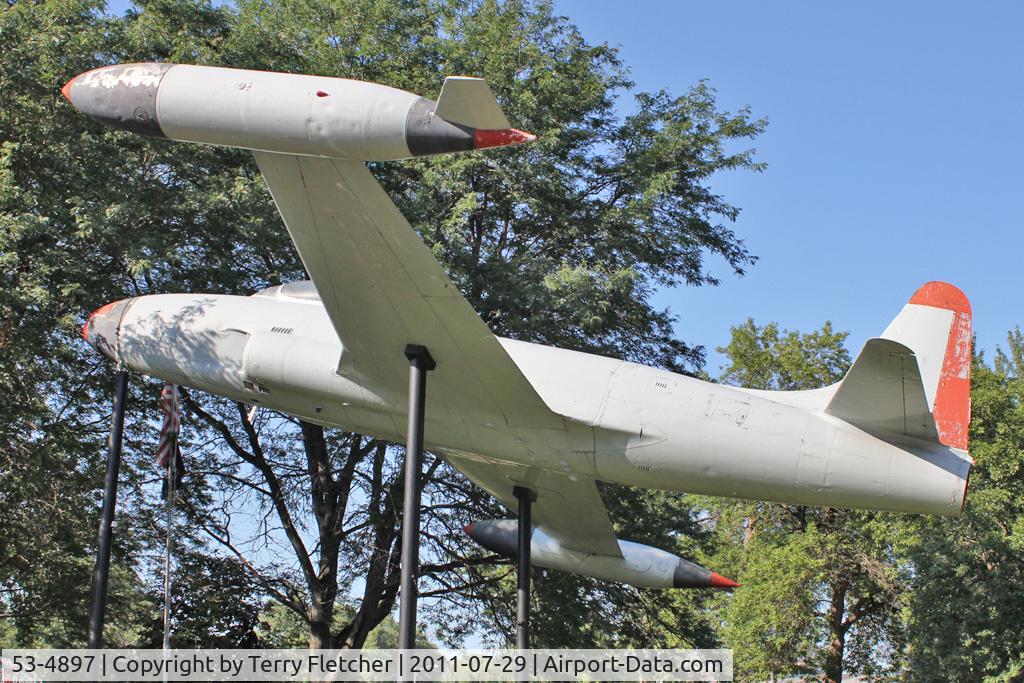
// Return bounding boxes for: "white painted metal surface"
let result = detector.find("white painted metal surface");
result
[433,76,511,129]
[157,65,417,160]
[91,280,972,524]
[466,521,723,588]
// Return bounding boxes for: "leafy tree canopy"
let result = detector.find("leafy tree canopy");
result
[902,330,1024,681]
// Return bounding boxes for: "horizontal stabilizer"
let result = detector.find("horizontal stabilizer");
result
[433,76,511,129]
[825,338,938,441]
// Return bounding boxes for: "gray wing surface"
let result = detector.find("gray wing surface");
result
[253,152,562,429]
[446,453,624,557]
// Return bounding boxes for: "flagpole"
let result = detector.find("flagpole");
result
[162,434,176,653]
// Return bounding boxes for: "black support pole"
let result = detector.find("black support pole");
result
[513,485,536,650]
[398,344,435,650]
[88,369,128,649]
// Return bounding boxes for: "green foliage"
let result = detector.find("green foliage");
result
[902,332,1024,681]
[721,528,823,678]
[256,603,434,649]
[717,318,850,389]
[143,552,266,648]
[0,0,151,645]
[712,320,909,682]
[362,615,435,650]
[255,603,310,648]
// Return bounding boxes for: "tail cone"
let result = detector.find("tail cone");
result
[473,128,536,149]
[708,572,741,589]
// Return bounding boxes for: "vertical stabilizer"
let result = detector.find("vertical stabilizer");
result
[881,282,972,450]
[825,282,971,452]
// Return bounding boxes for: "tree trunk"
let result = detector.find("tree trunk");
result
[309,597,334,649]
[337,443,402,649]
[823,581,847,683]
[300,423,346,650]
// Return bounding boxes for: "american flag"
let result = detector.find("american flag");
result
[156,383,180,469]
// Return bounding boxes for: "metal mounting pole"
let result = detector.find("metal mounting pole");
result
[398,344,435,650]
[513,485,536,650]
[88,369,128,649]
[162,435,177,652]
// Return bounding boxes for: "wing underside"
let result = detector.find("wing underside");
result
[445,452,623,557]
[253,152,562,429]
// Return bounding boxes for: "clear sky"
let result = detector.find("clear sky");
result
[551,1,1022,372]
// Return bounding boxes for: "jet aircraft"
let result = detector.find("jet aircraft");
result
[67,63,972,589]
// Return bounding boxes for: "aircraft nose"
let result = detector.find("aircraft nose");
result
[83,299,132,360]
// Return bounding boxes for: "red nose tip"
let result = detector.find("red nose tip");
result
[463,523,475,536]
[473,128,537,150]
[61,77,75,103]
[708,572,740,589]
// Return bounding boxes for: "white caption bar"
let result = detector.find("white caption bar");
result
[0,648,732,681]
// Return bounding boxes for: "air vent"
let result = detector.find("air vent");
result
[637,464,652,472]
[243,380,255,391]
[257,384,271,394]
[271,326,294,335]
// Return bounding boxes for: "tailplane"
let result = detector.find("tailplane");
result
[826,282,972,452]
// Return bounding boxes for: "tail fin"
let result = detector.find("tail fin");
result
[826,282,972,451]
[433,76,511,129]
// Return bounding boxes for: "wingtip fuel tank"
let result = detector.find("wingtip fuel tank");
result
[82,298,133,362]
[62,63,172,137]
[465,519,739,590]
[62,63,536,160]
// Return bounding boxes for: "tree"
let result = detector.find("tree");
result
[902,330,1024,681]
[0,0,157,645]
[1,0,766,648]
[712,320,911,682]
[717,318,850,390]
[142,552,266,648]
[256,602,434,648]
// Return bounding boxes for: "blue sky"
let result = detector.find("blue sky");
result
[551,1,1023,372]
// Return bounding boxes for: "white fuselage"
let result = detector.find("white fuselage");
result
[113,290,969,515]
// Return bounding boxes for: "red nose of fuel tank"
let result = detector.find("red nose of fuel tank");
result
[83,299,133,360]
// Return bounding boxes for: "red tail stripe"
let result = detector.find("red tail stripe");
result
[909,282,971,450]
[934,309,971,450]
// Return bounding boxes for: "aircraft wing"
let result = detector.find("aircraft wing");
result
[446,453,624,557]
[253,152,562,429]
